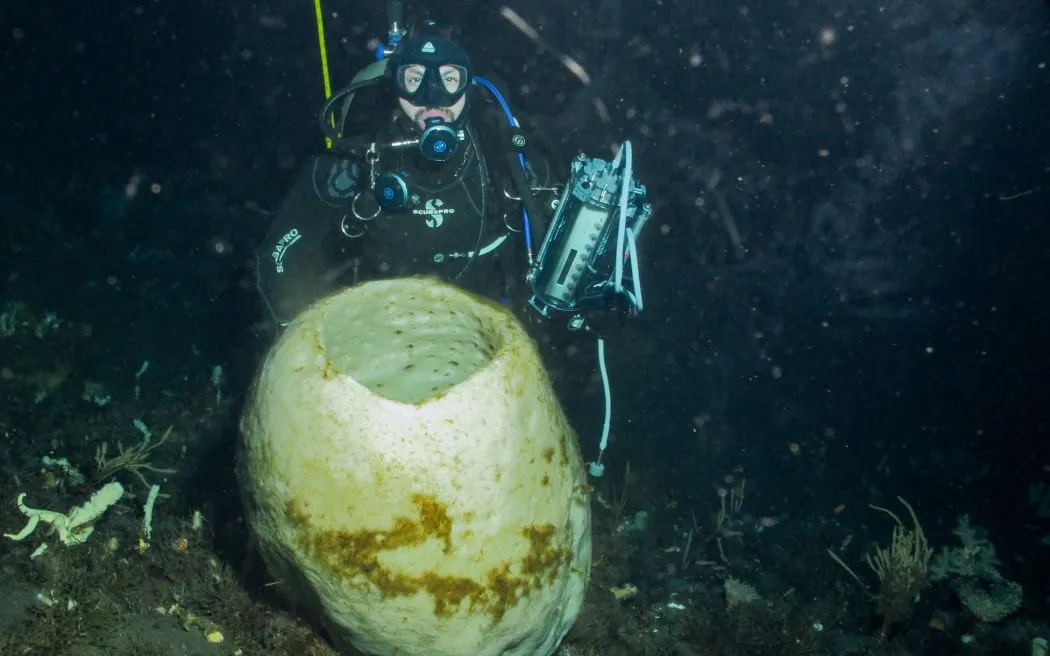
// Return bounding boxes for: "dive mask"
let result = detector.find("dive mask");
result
[391,34,472,109]
[395,61,470,108]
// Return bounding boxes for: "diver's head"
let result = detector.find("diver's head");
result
[390,31,472,131]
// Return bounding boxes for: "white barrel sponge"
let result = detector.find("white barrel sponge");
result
[240,277,591,656]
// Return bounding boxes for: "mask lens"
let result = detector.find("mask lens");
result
[396,64,426,95]
[437,65,468,95]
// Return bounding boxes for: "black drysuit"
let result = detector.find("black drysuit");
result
[255,89,558,326]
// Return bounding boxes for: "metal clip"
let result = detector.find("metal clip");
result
[351,191,381,222]
[366,143,379,189]
[340,214,365,239]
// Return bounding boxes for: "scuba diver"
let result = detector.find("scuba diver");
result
[255,10,652,476]
[255,20,560,326]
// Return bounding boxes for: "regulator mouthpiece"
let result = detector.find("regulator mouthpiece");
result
[419,117,458,162]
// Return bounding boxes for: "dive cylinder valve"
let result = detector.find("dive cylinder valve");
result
[375,1,406,60]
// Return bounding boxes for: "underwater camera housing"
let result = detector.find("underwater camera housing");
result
[528,144,652,322]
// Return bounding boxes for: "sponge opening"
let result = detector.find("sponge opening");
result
[320,285,503,404]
